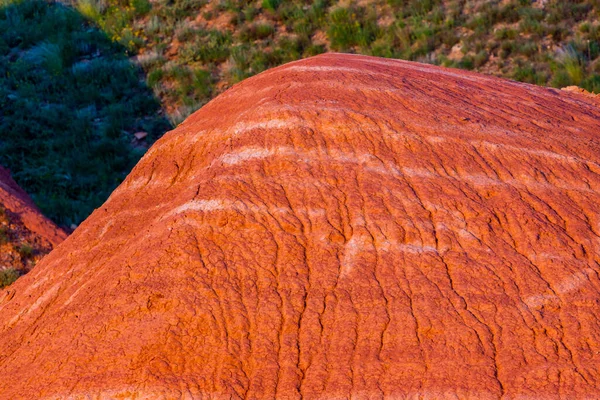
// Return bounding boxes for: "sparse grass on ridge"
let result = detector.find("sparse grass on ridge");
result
[69,0,600,122]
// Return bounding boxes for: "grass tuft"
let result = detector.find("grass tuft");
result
[0,268,20,289]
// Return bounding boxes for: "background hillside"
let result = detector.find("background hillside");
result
[88,0,600,119]
[2,0,600,227]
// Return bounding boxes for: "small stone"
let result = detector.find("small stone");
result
[134,131,148,140]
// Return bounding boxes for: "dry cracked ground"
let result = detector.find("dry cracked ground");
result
[1,53,600,399]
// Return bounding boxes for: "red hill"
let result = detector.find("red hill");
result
[1,54,600,398]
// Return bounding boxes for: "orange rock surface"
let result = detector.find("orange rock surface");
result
[0,166,67,274]
[2,53,600,398]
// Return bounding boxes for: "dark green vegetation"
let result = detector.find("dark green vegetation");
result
[2,0,600,226]
[0,0,170,225]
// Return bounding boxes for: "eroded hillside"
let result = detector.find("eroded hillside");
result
[0,54,599,398]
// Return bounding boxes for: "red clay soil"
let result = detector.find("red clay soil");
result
[0,166,67,274]
[2,53,600,399]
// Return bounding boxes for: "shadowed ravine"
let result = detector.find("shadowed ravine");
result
[1,54,600,399]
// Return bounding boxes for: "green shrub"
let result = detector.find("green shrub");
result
[513,64,546,85]
[262,0,280,12]
[179,29,231,63]
[130,0,150,16]
[254,23,275,39]
[23,40,64,74]
[555,44,584,85]
[192,68,212,98]
[303,43,326,57]
[75,0,104,22]
[328,6,379,51]
[0,226,9,244]
[499,40,516,59]
[456,55,474,70]
[240,22,275,41]
[551,70,572,88]
[0,268,20,289]
[473,50,488,68]
[18,243,34,259]
[229,44,253,82]
[516,41,538,57]
[581,74,600,92]
[147,67,164,87]
[242,5,258,21]
[494,28,517,40]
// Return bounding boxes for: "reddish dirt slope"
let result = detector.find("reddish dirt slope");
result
[0,166,66,274]
[2,53,600,399]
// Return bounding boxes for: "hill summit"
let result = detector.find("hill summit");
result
[1,54,600,398]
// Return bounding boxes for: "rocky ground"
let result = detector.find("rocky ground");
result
[0,166,66,287]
